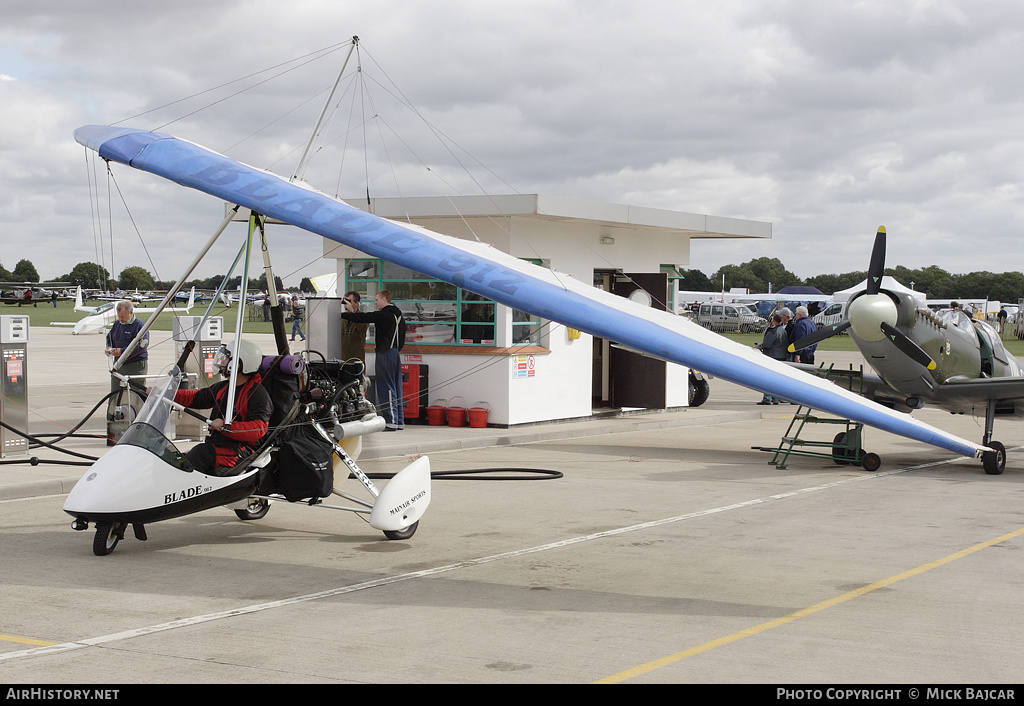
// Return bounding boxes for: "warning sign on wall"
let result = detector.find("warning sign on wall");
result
[511,355,536,379]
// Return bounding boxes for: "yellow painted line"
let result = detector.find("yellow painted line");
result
[597,526,1024,684]
[0,634,59,647]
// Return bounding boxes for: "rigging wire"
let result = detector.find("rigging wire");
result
[84,149,105,290]
[112,41,353,131]
[353,44,668,309]
[105,166,163,284]
[87,38,666,413]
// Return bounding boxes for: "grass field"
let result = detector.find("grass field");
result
[6,298,276,335]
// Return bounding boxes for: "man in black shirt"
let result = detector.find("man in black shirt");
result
[340,290,406,430]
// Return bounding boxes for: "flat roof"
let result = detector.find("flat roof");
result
[355,194,772,240]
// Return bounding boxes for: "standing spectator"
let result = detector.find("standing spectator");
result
[341,291,369,365]
[290,294,306,341]
[106,300,149,389]
[105,300,149,444]
[754,313,788,405]
[340,290,406,430]
[790,306,818,365]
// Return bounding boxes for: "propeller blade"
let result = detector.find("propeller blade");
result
[789,320,851,353]
[866,226,886,295]
[880,322,936,370]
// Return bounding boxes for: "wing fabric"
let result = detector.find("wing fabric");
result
[74,125,987,459]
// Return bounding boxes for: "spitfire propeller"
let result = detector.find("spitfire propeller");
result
[789,226,936,371]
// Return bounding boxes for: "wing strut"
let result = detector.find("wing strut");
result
[254,212,290,355]
[175,237,250,370]
[224,211,258,426]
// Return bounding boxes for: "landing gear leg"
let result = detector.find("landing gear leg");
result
[982,400,1006,476]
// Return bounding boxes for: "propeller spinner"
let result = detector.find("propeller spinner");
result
[790,226,936,371]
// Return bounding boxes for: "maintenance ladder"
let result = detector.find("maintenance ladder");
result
[753,364,882,472]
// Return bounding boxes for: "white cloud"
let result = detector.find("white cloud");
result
[1,0,1022,284]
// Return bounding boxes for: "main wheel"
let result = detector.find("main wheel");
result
[384,521,418,541]
[92,521,126,556]
[832,432,853,465]
[688,376,710,407]
[234,497,271,520]
[983,441,1006,476]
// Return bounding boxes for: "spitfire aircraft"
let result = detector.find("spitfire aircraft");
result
[75,125,1006,473]
[790,227,1021,475]
[51,285,196,335]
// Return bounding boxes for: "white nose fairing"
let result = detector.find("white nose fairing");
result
[63,445,257,524]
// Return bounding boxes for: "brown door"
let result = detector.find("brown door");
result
[608,272,668,409]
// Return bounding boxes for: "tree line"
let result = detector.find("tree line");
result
[7,255,1023,303]
[679,257,1024,302]
[2,260,315,293]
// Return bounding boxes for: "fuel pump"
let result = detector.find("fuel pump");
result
[0,315,29,458]
[173,316,224,440]
[307,296,345,361]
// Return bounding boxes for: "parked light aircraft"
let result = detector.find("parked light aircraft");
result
[50,285,196,334]
[75,125,1000,472]
[0,282,72,305]
[790,227,1021,475]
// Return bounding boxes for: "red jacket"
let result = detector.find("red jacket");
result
[175,375,272,468]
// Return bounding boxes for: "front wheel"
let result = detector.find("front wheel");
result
[93,521,126,556]
[384,521,418,541]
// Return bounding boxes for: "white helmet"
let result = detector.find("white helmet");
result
[214,339,263,376]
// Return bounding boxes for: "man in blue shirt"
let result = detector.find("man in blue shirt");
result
[789,306,818,365]
[105,300,149,444]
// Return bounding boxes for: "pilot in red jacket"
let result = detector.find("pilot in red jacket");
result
[175,339,271,475]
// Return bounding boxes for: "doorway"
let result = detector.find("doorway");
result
[592,270,668,409]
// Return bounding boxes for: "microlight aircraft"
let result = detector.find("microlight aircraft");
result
[73,125,995,472]
[790,227,1023,475]
[50,285,196,335]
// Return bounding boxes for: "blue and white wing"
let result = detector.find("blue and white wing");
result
[75,125,987,459]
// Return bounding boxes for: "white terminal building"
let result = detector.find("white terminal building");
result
[312,194,771,426]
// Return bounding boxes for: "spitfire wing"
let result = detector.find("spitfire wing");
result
[933,377,1024,410]
[75,125,988,459]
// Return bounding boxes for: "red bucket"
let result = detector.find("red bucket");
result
[426,400,447,426]
[447,397,467,427]
[468,402,489,428]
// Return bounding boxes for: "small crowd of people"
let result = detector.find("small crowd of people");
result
[752,305,818,405]
[259,291,307,341]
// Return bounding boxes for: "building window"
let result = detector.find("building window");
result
[345,259,497,346]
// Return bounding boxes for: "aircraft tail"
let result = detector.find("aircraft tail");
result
[185,287,195,310]
[74,286,86,312]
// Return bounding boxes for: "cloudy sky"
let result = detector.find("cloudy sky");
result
[2,0,1023,289]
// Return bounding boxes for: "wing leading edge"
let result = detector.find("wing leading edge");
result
[74,125,987,459]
